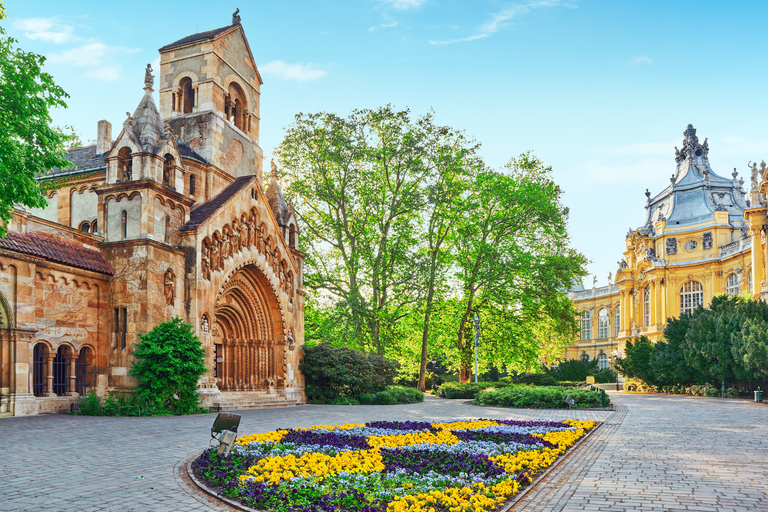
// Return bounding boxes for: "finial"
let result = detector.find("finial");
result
[270,158,278,179]
[232,8,241,25]
[645,188,651,199]
[144,64,154,90]
[733,167,738,180]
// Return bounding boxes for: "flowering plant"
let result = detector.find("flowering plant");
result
[193,417,595,512]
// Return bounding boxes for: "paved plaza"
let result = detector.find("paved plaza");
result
[0,393,766,511]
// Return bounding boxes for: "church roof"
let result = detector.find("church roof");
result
[182,175,255,231]
[158,25,235,52]
[130,89,165,151]
[0,233,114,275]
[638,125,748,232]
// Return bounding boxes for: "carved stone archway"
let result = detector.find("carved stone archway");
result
[213,263,285,391]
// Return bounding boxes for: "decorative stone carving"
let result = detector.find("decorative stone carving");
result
[741,220,749,239]
[164,270,174,305]
[666,238,677,255]
[683,240,698,252]
[618,259,628,269]
[750,161,759,190]
[702,232,713,250]
[232,8,241,25]
[144,64,154,89]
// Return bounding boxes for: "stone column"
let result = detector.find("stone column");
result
[45,354,55,397]
[68,353,78,396]
[751,225,763,299]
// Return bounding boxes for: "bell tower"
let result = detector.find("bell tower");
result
[157,10,264,186]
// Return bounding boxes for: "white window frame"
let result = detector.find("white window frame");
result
[597,308,609,339]
[643,286,651,327]
[680,281,704,314]
[598,353,608,370]
[614,306,621,337]
[580,310,592,340]
[725,274,740,296]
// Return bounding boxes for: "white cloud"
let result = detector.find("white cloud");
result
[48,43,140,82]
[382,0,427,9]
[369,22,399,31]
[14,18,74,44]
[260,60,328,82]
[627,55,652,66]
[430,0,572,45]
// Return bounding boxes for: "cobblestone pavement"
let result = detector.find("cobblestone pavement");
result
[0,393,765,511]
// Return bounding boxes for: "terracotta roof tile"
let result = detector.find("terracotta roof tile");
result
[0,233,114,275]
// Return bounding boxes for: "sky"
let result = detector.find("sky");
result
[5,0,768,286]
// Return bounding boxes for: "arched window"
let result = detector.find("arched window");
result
[53,345,71,395]
[579,310,592,340]
[75,347,94,395]
[680,281,704,314]
[164,214,171,244]
[121,210,127,239]
[597,308,609,338]
[643,287,651,327]
[179,77,194,114]
[614,306,620,337]
[33,343,48,397]
[225,82,248,131]
[117,147,132,181]
[189,174,196,197]
[79,221,91,233]
[288,225,296,248]
[725,274,740,296]
[580,352,590,362]
[163,154,175,188]
[91,220,98,236]
[598,353,608,370]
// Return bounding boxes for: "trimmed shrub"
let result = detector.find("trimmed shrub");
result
[513,373,558,387]
[299,343,399,403]
[386,385,424,404]
[436,381,511,399]
[593,368,618,384]
[357,393,376,405]
[548,359,597,382]
[474,385,608,409]
[129,317,208,415]
[374,391,397,405]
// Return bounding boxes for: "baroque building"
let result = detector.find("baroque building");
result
[0,12,305,417]
[568,125,755,369]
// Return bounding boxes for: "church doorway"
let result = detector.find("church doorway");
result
[213,263,284,391]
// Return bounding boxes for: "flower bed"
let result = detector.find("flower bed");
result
[193,418,596,512]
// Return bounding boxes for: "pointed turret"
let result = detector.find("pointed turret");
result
[267,159,289,226]
[128,64,165,151]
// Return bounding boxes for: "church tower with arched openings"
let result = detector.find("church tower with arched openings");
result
[157,9,264,194]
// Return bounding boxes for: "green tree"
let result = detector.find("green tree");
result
[129,317,207,415]
[0,6,72,236]
[655,312,706,386]
[614,336,656,384]
[452,154,587,381]
[278,106,439,354]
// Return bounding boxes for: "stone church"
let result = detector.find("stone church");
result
[0,12,305,417]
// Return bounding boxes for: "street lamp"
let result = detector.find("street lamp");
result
[473,315,480,383]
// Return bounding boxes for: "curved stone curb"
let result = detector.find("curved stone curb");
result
[185,422,608,512]
[187,456,258,512]
[499,421,605,511]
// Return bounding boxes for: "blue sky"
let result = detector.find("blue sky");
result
[6,0,768,284]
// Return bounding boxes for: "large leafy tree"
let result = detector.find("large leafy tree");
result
[452,154,587,381]
[278,106,468,354]
[0,6,72,236]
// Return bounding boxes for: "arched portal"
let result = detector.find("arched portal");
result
[214,263,285,391]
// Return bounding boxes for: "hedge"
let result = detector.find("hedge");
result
[435,381,512,399]
[474,385,609,409]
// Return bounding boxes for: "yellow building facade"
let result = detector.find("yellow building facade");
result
[567,125,755,368]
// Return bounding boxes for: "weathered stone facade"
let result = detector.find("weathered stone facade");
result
[0,16,305,417]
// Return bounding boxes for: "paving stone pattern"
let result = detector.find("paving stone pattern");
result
[0,393,765,511]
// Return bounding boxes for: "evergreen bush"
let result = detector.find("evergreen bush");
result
[129,317,207,415]
[474,385,607,409]
[435,381,511,399]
